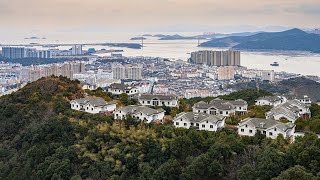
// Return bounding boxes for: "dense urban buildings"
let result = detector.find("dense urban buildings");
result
[190,50,241,66]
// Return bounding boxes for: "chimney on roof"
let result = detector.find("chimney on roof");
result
[260,122,265,128]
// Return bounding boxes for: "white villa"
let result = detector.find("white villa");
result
[284,95,312,105]
[266,100,311,122]
[173,112,225,132]
[255,96,285,106]
[114,105,165,123]
[238,118,296,139]
[70,96,116,114]
[193,98,248,117]
[138,94,179,107]
[108,83,139,98]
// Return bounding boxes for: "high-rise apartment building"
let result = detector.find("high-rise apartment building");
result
[112,63,126,80]
[112,63,143,80]
[2,47,52,59]
[71,45,83,55]
[125,64,143,80]
[2,47,26,59]
[190,50,241,67]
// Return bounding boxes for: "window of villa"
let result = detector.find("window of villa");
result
[91,108,94,111]
[204,110,207,113]
[269,132,273,136]
[249,130,253,133]
[202,124,205,128]
[220,111,223,114]
[196,123,199,126]
[274,128,277,131]
[191,123,194,126]
[176,122,179,125]
[210,125,213,128]
[245,124,248,128]
[184,123,187,126]
[206,121,208,123]
[241,129,244,132]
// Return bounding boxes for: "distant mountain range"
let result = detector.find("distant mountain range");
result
[200,28,320,53]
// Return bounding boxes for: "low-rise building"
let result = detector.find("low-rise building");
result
[108,83,139,98]
[173,112,225,131]
[138,94,179,107]
[255,96,284,106]
[193,98,248,117]
[114,105,165,123]
[266,100,311,122]
[238,118,295,139]
[70,96,116,114]
[284,95,312,105]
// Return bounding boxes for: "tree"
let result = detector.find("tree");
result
[237,164,256,180]
[273,165,316,180]
[153,159,181,180]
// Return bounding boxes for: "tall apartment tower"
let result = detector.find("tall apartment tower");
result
[190,50,240,67]
[125,64,143,80]
[2,47,26,59]
[112,63,126,80]
[71,45,83,55]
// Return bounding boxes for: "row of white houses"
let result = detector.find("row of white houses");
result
[70,96,306,140]
[256,95,311,123]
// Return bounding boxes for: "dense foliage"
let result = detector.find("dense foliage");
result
[1,77,320,180]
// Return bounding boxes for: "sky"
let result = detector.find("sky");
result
[0,0,319,33]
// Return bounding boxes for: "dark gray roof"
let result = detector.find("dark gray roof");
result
[239,118,295,131]
[174,112,225,124]
[257,96,282,103]
[267,106,299,120]
[109,83,136,91]
[119,105,165,116]
[194,99,247,111]
[72,96,114,107]
[139,94,178,101]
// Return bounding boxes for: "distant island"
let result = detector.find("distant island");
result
[130,37,147,40]
[200,28,320,53]
[101,43,142,49]
[158,34,207,40]
[24,36,47,40]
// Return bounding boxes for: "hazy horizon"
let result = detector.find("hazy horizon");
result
[0,0,319,35]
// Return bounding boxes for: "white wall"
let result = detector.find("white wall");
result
[70,101,82,111]
[139,99,179,107]
[238,124,256,137]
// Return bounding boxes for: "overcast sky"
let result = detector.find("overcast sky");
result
[0,0,319,32]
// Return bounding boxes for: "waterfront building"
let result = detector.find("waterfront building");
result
[190,50,240,66]
[2,47,26,59]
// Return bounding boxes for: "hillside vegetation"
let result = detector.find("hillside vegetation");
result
[200,28,320,53]
[1,77,320,180]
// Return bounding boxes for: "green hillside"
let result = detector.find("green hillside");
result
[1,77,320,180]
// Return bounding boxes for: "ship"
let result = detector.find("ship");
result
[270,62,279,66]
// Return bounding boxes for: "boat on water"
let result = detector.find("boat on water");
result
[270,62,279,66]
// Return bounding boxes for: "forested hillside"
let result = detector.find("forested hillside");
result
[1,77,320,180]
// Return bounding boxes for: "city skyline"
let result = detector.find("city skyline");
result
[0,0,319,34]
